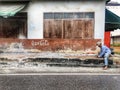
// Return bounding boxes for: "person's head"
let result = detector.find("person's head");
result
[96,41,102,48]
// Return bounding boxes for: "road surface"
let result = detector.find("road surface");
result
[0,73,120,90]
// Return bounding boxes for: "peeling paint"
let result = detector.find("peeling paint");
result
[31,40,49,46]
[27,0,106,41]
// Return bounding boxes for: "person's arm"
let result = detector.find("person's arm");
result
[98,47,106,57]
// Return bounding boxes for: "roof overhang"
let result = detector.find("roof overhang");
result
[106,0,111,4]
[107,2,120,6]
[0,0,30,3]
[0,0,109,3]
[105,9,120,31]
[0,0,30,18]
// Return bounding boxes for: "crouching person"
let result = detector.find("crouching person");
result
[96,42,111,70]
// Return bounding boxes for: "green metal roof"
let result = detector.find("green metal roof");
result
[105,9,120,31]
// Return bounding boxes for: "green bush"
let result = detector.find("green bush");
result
[111,44,120,47]
[115,52,120,55]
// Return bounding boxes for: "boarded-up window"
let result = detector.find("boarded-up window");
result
[44,12,94,39]
[0,13,27,38]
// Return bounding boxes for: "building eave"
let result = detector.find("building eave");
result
[0,0,30,3]
[106,1,120,6]
[111,35,120,38]
[0,0,110,3]
[0,0,109,1]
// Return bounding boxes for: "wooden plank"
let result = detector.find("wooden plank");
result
[84,20,94,39]
[44,20,62,38]
[62,20,64,39]
[64,20,72,39]
[0,18,2,37]
[44,20,54,38]
[63,19,94,39]
[53,20,62,38]
[44,19,94,39]
[72,20,85,39]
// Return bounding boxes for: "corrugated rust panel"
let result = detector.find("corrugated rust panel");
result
[0,0,30,1]
[44,20,53,38]
[64,20,72,39]
[64,20,94,39]
[53,20,62,38]
[72,20,85,39]
[2,20,19,38]
[84,20,94,39]
[64,20,85,39]
[44,19,94,39]
[44,20,62,38]
[0,14,27,38]
[0,19,2,37]
[0,0,30,3]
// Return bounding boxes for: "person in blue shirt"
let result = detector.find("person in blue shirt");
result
[96,42,111,70]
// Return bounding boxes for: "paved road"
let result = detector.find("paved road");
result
[0,74,120,90]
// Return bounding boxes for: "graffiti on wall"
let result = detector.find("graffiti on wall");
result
[31,40,49,46]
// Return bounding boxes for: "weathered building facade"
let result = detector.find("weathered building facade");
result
[111,35,120,44]
[0,0,108,51]
[26,0,106,40]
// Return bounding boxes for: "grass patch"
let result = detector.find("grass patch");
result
[111,44,120,47]
[115,52,120,55]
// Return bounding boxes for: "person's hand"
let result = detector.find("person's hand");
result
[95,55,98,57]
[97,55,101,58]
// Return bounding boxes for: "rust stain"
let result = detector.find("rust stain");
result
[0,38,101,51]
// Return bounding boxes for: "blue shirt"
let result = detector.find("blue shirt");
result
[98,45,111,57]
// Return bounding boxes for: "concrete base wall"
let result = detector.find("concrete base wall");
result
[0,39,100,51]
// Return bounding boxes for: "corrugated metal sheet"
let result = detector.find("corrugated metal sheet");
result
[0,0,30,3]
[105,9,120,31]
[0,0,30,1]
[0,0,108,2]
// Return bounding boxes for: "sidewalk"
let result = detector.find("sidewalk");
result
[0,51,120,74]
[1,65,120,74]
